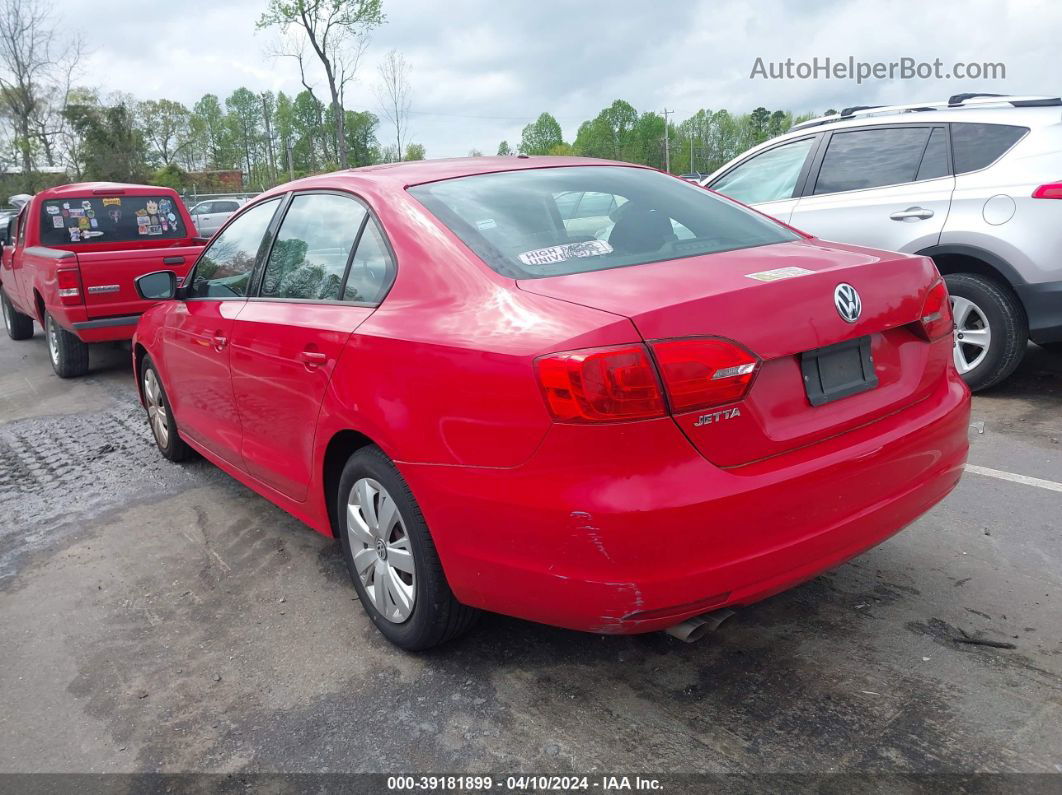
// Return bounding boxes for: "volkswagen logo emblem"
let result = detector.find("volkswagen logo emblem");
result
[834,283,862,323]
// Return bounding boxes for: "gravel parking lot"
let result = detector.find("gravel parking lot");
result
[0,334,1060,776]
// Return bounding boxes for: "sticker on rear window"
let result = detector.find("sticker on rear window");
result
[744,266,814,282]
[518,240,613,267]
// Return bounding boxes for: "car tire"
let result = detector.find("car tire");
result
[945,273,1027,392]
[1,288,34,340]
[45,312,89,378]
[337,445,479,650]
[139,356,192,462]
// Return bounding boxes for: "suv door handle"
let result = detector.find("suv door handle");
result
[298,350,328,367]
[889,207,934,221]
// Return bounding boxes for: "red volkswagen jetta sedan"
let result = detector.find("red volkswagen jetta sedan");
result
[131,157,969,649]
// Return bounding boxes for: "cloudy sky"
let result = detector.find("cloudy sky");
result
[79,0,1061,158]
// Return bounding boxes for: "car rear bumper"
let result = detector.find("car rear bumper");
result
[399,369,970,634]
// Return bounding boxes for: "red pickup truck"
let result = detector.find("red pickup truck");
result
[0,182,204,377]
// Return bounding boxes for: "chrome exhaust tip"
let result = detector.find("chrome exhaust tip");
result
[664,608,736,643]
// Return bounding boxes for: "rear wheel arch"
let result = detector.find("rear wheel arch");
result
[322,429,380,537]
[917,245,1026,305]
[133,343,149,401]
[33,289,45,325]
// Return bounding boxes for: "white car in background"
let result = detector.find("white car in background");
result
[188,197,248,238]
[703,93,1062,391]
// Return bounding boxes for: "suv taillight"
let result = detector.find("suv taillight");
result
[920,280,952,340]
[1032,182,1062,199]
[56,268,83,306]
[536,344,666,422]
[650,337,760,412]
[535,337,760,423]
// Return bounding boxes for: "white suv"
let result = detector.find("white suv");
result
[703,94,1062,390]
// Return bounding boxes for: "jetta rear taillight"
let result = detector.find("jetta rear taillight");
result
[1032,182,1062,199]
[56,268,83,306]
[920,280,952,340]
[536,344,666,422]
[650,337,760,412]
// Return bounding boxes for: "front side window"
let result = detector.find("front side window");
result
[712,138,816,204]
[259,193,369,302]
[950,123,1027,174]
[814,127,932,194]
[409,166,799,279]
[38,195,185,246]
[187,199,280,298]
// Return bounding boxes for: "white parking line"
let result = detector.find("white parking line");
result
[966,464,1062,494]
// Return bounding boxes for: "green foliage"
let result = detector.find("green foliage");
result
[520,113,564,155]
[496,140,512,156]
[63,102,149,183]
[404,143,426,161]
[152,163,187,190]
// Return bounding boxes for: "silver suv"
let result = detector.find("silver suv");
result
[703,94,1062,390]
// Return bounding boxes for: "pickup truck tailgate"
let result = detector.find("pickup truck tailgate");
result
[77,245,199,318]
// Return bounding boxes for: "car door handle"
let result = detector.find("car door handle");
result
[211,333,228,352]
[889,207,934,221]
[163,256,185,265]
[298,350,328,367]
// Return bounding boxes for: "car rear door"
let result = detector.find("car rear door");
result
[708,135,820,223]
[788,124,954,252]
[162,198,283,466]
[230,190,395,501]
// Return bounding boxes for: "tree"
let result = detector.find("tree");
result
[377,49,411,161]
[403,142,425,161]
[496,140,511,156]
[63,100,147,182]
[226,87,262,186]
[257,0,383,169]
[138,99,191,166]
[520,112,563,155]
[0,0,82,176]
[467,148,482,157]
[345,109,380,166]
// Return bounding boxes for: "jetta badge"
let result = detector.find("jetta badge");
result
[834,283,862,323]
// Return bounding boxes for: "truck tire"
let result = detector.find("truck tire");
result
[337,445,479,650]
[945,273,1027,392]
[139,356,192,462]
[1,288,34,340]
[45,312,90,378]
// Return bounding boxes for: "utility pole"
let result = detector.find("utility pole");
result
[662,108,673,173]
[690,135,695,175]
[286,141,295,181]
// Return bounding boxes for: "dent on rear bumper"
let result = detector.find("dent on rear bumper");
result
[400,372,971,634]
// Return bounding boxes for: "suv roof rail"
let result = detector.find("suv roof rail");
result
[791,94,1062,132]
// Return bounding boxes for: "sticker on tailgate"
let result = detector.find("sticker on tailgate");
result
[744,266,814,282]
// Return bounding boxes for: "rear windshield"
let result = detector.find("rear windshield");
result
[408,166,799,278]
[38,195,186,246]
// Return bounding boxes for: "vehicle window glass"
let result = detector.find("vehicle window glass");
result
[915,128,949,181]
[260,193,367,301]
[409,165,799,279]
[9,211,20,246]
[187,199,280,298]
[950,123,1027,174]
[814,128,931,194]
[215,201,239,213]
[343,219,394,304]
[38,195,185,246]
[17,207,26,246]
[712,138,815,204]
[191,202,212,215]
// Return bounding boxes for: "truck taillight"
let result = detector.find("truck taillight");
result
[650,337,760,413]
[920,280,953,340]
[56,268,83,305]
[1032,182,1062,199]
[536,344,666,422]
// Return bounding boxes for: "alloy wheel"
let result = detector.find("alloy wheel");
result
[46,316,59,366]
[951,295,991,375]
[346,477,416,623]
[142,368,170,448]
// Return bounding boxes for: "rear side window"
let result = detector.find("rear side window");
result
[712,138,816,204]
[950,123,1027,174]
[815,128,932,194]
[916,128,950,181]
[38,195,185,246]
[214,200,240,213]
[187,199,280,298]
[409,166,798,279]
[259,193,371,302]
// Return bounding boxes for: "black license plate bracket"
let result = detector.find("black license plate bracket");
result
[801,336,878,407]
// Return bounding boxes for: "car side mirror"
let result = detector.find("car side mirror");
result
[135,270,178,300]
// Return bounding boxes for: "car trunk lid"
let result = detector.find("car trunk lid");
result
[518,239,945,467]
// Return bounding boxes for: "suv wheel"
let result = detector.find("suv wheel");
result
[45,313,89,378]
[945,273,1027,391]
[337,446,479,650]
[1,288,34,340]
